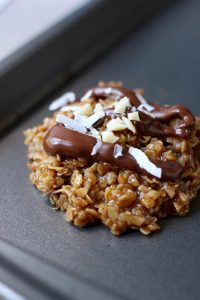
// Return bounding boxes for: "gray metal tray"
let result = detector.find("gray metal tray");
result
[0,0,200,299]
[0,0,167,134]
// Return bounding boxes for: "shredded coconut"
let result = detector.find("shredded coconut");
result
[114,144,123,158]
[84,111,105,127]
[131,106,137,112]
[136,93,147,104]
[61,105,81,112]
[91,139,102,155]
[56,114,87,134]
[81,90,92,101]
[74,114,87,125]
[105,87,113,94]
[137,104,155,118]
[49,92,76,111]
[88,126,101,138]
[128,147,162,178]
[136,94,154,112]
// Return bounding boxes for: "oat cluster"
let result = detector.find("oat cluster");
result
[24,82,200,235]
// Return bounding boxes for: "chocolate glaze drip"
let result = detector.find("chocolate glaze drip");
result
[88,86,195,138]
[43,85,196,181]
[87,86,141,106]
[44,124,185,182]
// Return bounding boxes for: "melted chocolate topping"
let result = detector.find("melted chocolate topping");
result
[43,85,195,182]
[89,86,195,138]
[44,124,185,182]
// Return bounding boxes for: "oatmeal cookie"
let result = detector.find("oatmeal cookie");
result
[24,82,200,235]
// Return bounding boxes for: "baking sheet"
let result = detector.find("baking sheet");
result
[0,0,200,299]
[0,0,166,133]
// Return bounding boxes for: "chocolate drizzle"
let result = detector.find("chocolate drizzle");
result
[44,124,185,182]
[88,86,195,138]
[43,85,195,182]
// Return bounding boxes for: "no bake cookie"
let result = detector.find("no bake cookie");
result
[24,82,200,235]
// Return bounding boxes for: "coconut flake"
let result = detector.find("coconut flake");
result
[81,90,92,101]
[61,105,81,112]
[137,104,155,118]
[91,139,102,155]
[49,92,76,111]
[74,114,88,125]
[128,147,162,178]
[74,111,104,129]
[104,87,113,94]
[136,94,154,112]
[114,144,123,158]
[131,106,137,112]
[136,93,147,104]
[89,126,101,138]
[84,111,105,127]
[141,103,154,112]
[56,114,87,134]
